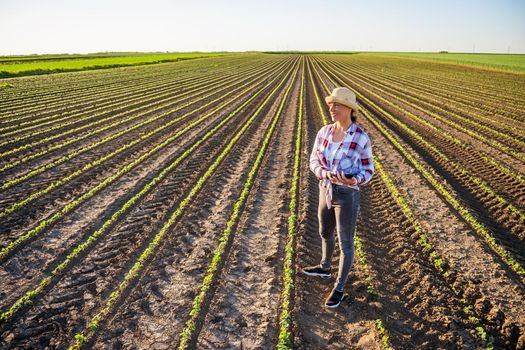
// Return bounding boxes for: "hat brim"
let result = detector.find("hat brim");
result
[325,96,359,111]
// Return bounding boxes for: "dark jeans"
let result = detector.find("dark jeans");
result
[318,182,360,292]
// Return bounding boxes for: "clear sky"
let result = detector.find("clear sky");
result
[1,0,524,55]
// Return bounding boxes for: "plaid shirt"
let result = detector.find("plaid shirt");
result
[310,122,374,208]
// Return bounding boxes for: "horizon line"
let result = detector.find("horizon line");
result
[2,50,525,57]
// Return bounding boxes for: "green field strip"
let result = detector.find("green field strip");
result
[0,60,289,174]
[0,58,297,327]
[277,57,304,349]
[0,52,225,63]
[314,58,525,185]
[0,60,289,190]
[0,53,130,62]
[311,59,525,279]
[307,57,392,349]
[0,58,277,146]
[327,57,525,134]
[368,52,525,73]
[68,59,299,350]
[0,53,231,78]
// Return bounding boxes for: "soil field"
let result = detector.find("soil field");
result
[0,53,524,349]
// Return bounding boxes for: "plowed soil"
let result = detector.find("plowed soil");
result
[1,53,524,349]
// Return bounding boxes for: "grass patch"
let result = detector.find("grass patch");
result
[0,52,232,78]
[366,52,525,72]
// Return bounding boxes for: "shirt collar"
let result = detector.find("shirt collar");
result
[330,122,357,135]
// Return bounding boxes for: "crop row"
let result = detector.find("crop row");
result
[341,56,525,121]
[317,59,525,242]
[0,59,279,155]
[328,57,525,139]
[0,56,269,129]
[0,57,298,329]
[277,58,304,349]
[177,60,299,350]
[306,59,393,349]
[0,60,286,191]
[0,61,245,133]
[0,60,292,262]
[312,59,525,278]
[0,59,289,176]
[314,58,525,193]
[352,55,525,111]
[69,58,300,349]
[0,55,259,113]
[373,159,495,347]
[314,57,525,163]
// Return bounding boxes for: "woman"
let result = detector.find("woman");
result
[303,87,374,308]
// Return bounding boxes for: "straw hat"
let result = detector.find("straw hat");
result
[325,87,359,111]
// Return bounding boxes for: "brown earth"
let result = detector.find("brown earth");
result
[1,54,524,349]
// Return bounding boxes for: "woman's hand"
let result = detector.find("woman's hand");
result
[326,171,338,182]
[335,171,357,186]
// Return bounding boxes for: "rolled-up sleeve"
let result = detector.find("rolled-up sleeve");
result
[355,137,374,185]
[309,129,328,180]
